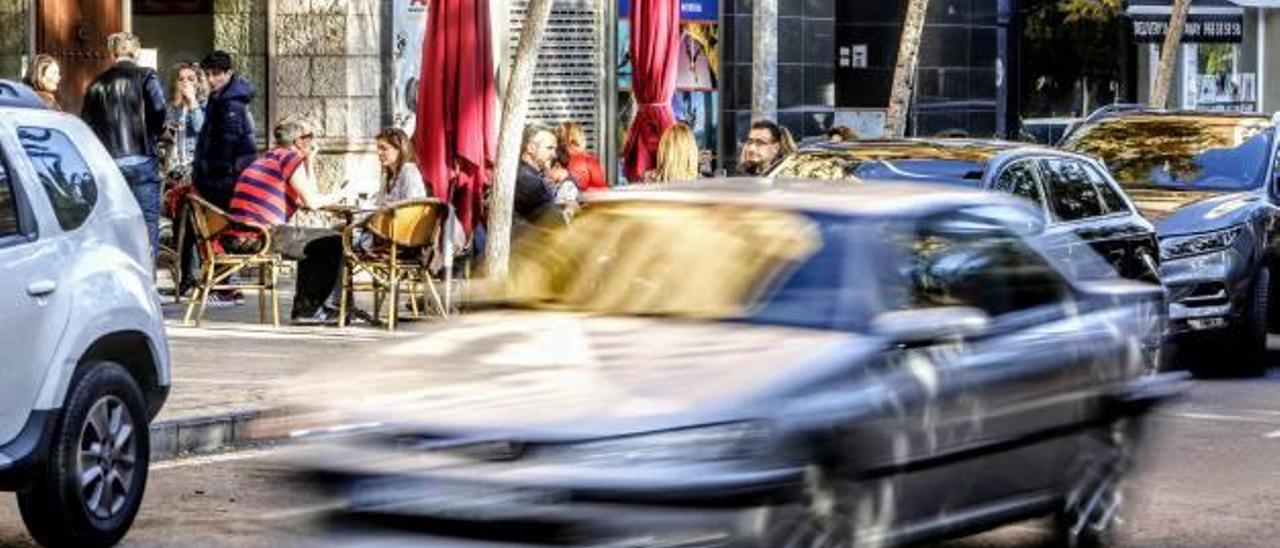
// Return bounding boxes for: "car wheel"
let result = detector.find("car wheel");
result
[1229,268,1269,377]
[1054,419,1133,548]
[17,361,150,548]
[755,466,891,548]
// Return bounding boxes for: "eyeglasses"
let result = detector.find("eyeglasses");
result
[743,138,777,147]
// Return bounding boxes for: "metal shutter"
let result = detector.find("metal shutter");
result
[506,0,603,152]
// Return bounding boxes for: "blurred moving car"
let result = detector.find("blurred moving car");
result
[770,139,1161,286]
[298,181,1176,548]
[1061,111,1280,376]
[0,82,170,545]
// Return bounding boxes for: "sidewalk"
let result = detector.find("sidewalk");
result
[150,288,438,460]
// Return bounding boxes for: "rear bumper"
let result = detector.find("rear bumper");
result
[0,410,57,491]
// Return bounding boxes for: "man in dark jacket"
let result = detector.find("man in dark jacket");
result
[515,125,559,223]
[193,50,258,210]
[82,31,167,260]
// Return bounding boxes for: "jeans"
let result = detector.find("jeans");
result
[118,157,162,262]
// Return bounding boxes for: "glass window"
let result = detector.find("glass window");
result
[0,162,17,237]
[897,210,1066,317]
[1084,163,1129,214]
[1041,158,1106,222]
[18,126,97,230]
[993,160,1045,208]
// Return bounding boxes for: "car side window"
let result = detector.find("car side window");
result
[901,211,1067,317]
[18,126,97,230]
[993,160,1046,209]
[1083,163,1130,214]
[1040,158,1106,222]
[0,160,19,238]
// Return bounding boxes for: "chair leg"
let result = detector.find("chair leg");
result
[193,261,217,327]
[182,264,204,324]
[388,254,399,332]
[408,277,421,318]
[258,264,267,324]
[425,272,448,319]
[269,262,280,327]
[338,261,350,328]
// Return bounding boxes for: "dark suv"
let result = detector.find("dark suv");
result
[1063,111,1279,376]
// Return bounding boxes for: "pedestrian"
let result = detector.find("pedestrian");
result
[193,50,258,210]
[643,122,699,183]
[515,124,562,224]
[556,121,607,191]
[163,62,210,300]
[374,127,427,203]
[826,125,858,142]
[223,118,344,324]
[82,32,167,261]
[736,119,794,176]
[23,54,61,110]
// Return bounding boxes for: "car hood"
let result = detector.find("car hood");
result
[1125,188,1258,236]
[286,311,866,436]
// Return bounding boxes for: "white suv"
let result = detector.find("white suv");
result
[0,82,170,546]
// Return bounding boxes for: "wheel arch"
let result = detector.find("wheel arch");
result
[76,331,167,420]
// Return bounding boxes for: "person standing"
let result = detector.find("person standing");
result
[557,121,606,191]
[193,50,258,210]
[23,54,62,111]
[163,63,207,182]
[643,123,699,183]
[82,32,167,260]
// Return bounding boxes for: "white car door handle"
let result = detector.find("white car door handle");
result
[26,280,57,297]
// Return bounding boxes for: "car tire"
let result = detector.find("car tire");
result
[1229,268,1269,377]
[1054,419,1133,548]
[17,361,150,548]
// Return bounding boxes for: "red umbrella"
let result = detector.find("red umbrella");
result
[415,0,497,235]
[622,0,681,182]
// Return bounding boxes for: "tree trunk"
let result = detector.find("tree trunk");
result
[485,0,556,281]
[885,0,930,138]
[1151,0,1191,109]
[752,0,778,122]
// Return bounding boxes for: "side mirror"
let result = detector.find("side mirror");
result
[871,306,992,344]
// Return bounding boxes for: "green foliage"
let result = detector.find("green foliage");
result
[1057,0,1123,23]
[1021,0,1128,116]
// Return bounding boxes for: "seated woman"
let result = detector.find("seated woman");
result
[223,118,342,323]
[375,127,427,203]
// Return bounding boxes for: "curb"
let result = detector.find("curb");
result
[149,409,274,461]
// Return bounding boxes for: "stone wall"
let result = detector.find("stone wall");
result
[0,0,29,80]
[274,0,382,194]
[213,0,268,143]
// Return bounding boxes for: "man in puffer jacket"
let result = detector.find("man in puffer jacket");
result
[193,50,258,209]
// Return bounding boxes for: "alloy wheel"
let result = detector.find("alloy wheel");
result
[75,395,138,520]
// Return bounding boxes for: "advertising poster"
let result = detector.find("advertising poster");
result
[618,0,721,179]
[392,0,430,134]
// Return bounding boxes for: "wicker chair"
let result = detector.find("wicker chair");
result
[182,194,284,327]
[338,199,448,330]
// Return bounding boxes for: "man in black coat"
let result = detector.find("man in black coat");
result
[193,50,258,210]
[82,32,167,261]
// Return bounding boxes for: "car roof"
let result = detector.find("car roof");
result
[791,138,1058,163]
[1088,110,1271,125]
[589,177,1033,218]
[0,80,50,110]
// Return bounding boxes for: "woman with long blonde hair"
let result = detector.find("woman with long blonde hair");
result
[644,123,699,183]
[23,54,61,110]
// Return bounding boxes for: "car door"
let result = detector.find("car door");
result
[867,208,1108,524]
[1039,156,1144,281]
[0,129,72,446]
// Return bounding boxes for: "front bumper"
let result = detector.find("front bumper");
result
[307,449,803,546]
[1160,249,1251,335]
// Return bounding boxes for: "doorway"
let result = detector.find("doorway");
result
[35,0,125,113]
[131,0,215,102]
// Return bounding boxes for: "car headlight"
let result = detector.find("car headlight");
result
[549,421,771,465]
[1160,226,1244,261]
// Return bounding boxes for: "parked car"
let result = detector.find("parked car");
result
[1061,110,1280,376]
[769,139,1162,287]
[297,180,1176,548]
[0,82,170,546]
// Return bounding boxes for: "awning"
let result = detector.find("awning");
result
[1127,0,1244,43]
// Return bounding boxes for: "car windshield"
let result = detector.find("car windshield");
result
[773,149,987,187]
[1062,116,1272,192]
[506,201,888,331]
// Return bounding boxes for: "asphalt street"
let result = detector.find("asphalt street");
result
[3,364,1280,546]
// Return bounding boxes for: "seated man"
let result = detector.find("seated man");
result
[224,118,343,323]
